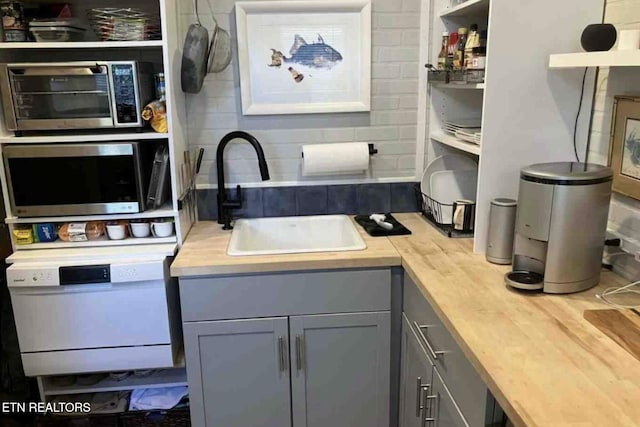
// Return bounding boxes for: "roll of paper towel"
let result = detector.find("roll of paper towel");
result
[302,142,370,176]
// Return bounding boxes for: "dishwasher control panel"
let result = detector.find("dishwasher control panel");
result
[7,259,166,287]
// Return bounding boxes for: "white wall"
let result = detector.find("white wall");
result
[591,0,640,278]
[180,0,421,188]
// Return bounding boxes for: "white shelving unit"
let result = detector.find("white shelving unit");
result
[0,0,194,252]
[0,40,163,49]
[0,132,168,144]
[431,81,485,90]
[421,0,605,252]
[17,236,177,250]
[549,50,640,68]
[439,0,489,17]
[5,204,176,224]
[41,368,187,397]
[430,133,481,155]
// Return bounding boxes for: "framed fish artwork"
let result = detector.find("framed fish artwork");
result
[235,0,371,115]
[609,95,640,200]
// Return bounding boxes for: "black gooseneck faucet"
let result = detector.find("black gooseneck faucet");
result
[216,131,270,230]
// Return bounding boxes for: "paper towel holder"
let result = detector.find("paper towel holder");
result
[301,143,377,158]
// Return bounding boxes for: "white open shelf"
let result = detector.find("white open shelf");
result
[15,235,177,250]
[42,368,187,397]
[549,50,640,68]
[5,205,176,224]
[432,82,485,90]
[439,0,490,17]
[431,133,481,156]
[0,132,169,144]
[0,40,163,50]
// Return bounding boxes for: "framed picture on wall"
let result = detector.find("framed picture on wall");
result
[610,95,640,200]
[235,0,371,115]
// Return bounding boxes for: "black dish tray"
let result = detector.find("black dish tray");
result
[414,185,475,238]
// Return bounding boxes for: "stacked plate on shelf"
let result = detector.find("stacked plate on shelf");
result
[444,118,482,146]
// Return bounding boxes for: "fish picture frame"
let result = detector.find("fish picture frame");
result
[235,0,371,115]
[609,95,640,200]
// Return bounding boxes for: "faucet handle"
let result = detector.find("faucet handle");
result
[222,185,242,208]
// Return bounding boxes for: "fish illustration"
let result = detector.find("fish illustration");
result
[626,128,640,166]
[282,34,343,70]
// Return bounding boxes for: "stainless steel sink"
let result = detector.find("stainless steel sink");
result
[227,215,367,256]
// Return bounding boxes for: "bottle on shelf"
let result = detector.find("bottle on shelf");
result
[453,27,467,70]
[437,32,450,70]
[464,24,480,69]
[448,32,459,68]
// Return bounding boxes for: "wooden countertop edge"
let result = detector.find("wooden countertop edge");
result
[401,259,528,427]
[170,254,402,277]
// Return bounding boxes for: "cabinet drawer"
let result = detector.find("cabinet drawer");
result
[403,272,490,427]
[180,268,391,322]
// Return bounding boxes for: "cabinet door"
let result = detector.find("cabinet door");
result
[399,314,433,427]
[427,369,469,427]
[290,311,390,427]
[183,317,291,427]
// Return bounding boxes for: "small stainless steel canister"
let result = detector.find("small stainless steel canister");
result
[486,198,517,265]
[1,1,26,42]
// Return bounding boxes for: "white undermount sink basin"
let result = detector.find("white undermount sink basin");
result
[227,215,367,256]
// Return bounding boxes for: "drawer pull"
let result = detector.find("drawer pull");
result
[422,391,438,426]
[414,321,445,360]
[295,335,305,371]
[415,377,430,417]
[278,336,285,372]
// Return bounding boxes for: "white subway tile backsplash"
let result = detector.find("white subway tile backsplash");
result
[373,13,421,29]
[185,0,420,187]
[372,30,404,46]
[355,126,400,141]
[372,63,402,78]
[372,79,420,94]
[371,96,401,110]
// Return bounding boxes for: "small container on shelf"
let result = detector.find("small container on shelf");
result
[425,63,449,83]
[87,8,161,41]
[29,19,87,42]
[415,185,476,237]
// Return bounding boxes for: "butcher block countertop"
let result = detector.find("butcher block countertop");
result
[389,214,640,427]
[169,217,401,276]
[171,213,640,426]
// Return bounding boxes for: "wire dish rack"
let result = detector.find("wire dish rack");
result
[88,8,161,41]
[414,185,475,238]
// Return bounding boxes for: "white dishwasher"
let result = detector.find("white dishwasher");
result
[6,252,182,376]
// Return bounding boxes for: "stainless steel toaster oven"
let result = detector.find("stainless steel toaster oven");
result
[0,61,153,133]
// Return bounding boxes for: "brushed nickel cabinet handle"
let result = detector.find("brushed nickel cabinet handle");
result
[299,335,305,371]
[414,321,445,360]
[415,377,431,417]
[295,335,302,371]
[278,336,284,372]
[282,337,288,371]
[422,389,437,427]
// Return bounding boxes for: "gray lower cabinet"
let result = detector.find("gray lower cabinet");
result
[290,312,390,427]
[180,268,395,427]
[183,317,292,427]
[399,314,433,427]
[401,272,503,427]
[429,369,468,427]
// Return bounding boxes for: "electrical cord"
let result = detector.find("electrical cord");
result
[596,280,640,309]
[573,68,589,162]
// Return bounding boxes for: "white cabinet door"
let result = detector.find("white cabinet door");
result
[183,317,291,427]
[290,311,391,427]
[399,314,433,427]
